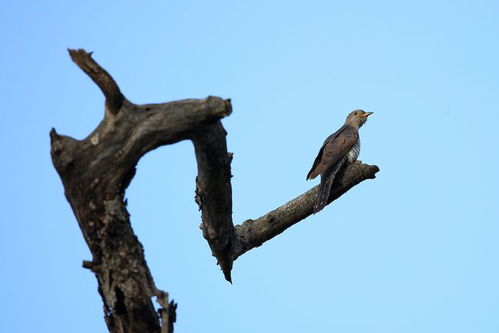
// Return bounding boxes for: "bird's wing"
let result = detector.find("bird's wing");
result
[306,125,358,180]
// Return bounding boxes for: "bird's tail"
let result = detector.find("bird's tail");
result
[313,159,345,214]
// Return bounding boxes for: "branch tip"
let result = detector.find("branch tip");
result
[67,47,124,115]
[225,98,232,114]
[49,128,60,142]
[224,271,233,284]
[82,260,93,269]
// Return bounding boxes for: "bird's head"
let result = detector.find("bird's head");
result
[345,109,373,128]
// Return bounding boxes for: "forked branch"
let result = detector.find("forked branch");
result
[50,49,379,333]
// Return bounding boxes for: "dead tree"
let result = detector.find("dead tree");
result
[50,49,379,333]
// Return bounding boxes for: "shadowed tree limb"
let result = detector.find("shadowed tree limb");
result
[191,122,236,282]
[50,49,379,333]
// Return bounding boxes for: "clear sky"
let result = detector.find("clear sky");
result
[1,1,499,332]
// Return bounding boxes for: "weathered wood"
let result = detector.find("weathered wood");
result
[233,161,379,259]
[50,49,379,333]
[52,50,231,333]
[192,121,236,282]
[68,49,124,114]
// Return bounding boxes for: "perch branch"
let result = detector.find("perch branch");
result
[233,161,379,258]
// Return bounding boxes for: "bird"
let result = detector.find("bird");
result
[307,110,373,213]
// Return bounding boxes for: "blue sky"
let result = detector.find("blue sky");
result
[1,1,499,332]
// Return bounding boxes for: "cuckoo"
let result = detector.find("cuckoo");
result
[307,110,373,213]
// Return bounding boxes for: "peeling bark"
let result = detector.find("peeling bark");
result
[50,49,379,333]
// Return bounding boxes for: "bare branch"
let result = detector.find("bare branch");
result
[233,161,379,259]
[191,120,235,282]
[52,49,231,333]
[68,49,124,114]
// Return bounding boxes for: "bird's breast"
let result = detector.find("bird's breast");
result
[346,139,360,162]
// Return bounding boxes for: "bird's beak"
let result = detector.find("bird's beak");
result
[364,112,373,117]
